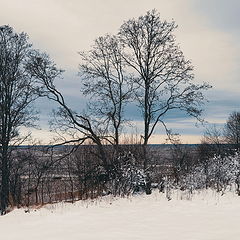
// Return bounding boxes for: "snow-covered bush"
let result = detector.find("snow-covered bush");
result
[178,152,240,195]
[179,166,207,192]
[107,152,146,196]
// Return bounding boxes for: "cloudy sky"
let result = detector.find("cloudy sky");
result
[1,0,240,144]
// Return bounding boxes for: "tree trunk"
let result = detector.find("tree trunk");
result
[0,147,10,215]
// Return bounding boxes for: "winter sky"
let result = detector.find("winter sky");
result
[0,0,240,144]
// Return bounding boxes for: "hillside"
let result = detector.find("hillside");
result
[1,190,240,240]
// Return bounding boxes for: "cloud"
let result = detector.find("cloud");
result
[192,0,240,33]
[1,0,239,143]
[1,0,238,89]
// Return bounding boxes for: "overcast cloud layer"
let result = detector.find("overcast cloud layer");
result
[0,0,239,143]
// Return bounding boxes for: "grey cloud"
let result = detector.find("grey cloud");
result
[192,0,240,33]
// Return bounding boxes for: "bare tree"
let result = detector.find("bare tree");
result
[201,124,226,156]
[119,10,210,168]
[0,26,40,215]
[26,52,114,176]
[27,52,150,197]
[79,35,132,147]
[202,124,223,146]
[224,111,240,149]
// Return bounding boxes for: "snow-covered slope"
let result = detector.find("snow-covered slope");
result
[1,190,240,240]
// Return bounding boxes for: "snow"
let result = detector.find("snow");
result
[1,190,240,240]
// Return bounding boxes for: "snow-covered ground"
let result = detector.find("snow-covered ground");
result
[1,190,240,240]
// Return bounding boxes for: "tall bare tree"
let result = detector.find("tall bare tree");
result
[79,35,132,147]
[0,26,39,215]
[26,52,113,176]
[119,10,210,168]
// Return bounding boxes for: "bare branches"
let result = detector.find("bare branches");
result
[79,35,132,146]
[224,112,240,147]
[26,51,112,170]
[0,25,40,214]
[119,10,211,147]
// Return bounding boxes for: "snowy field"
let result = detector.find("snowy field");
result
[1,190,240,240]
